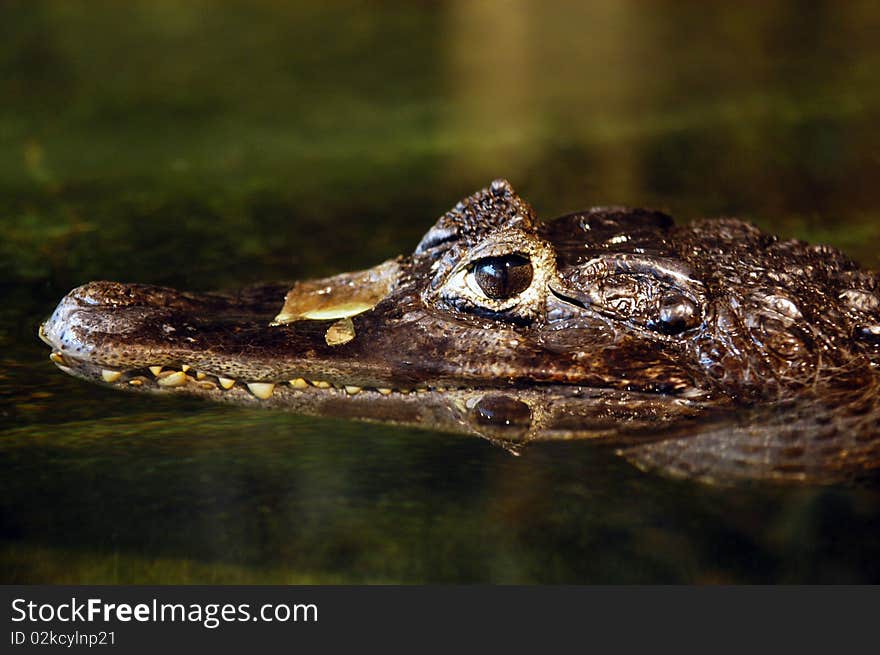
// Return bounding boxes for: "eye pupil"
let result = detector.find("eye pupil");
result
[473,255,533,299]
[653,294,699,335]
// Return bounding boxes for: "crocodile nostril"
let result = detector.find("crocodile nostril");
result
[68,281,177,308]
[65,281,134,307]
[840,289,879,313]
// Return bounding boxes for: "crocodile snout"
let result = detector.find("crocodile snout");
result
[40,281,188,365]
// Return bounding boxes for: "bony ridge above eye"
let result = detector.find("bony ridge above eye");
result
[470,254,533,300]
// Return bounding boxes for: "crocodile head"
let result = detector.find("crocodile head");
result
[40,180,880,483]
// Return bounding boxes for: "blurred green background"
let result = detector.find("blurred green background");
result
[2,0,880,583]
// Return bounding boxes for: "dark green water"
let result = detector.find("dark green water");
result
[3,0,880,583]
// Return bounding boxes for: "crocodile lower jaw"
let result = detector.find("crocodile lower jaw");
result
[49,351,457,400]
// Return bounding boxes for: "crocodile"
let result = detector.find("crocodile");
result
[39,179,880,484]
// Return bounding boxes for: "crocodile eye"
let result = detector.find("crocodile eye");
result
[471,254,533,299]
[651,293,700,335]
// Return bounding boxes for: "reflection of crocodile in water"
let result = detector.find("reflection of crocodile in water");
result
[40,180,880,484]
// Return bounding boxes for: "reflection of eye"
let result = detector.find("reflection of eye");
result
[650,293,700,335]
[469,255,533,300]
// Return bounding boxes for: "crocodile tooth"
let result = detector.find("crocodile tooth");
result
[181,364,191,372]
[101,369,122,383]
[148,366,163,376]
[218,377,236,390]
[129,379,144,386]
[289,378,309,389]
[377,388,392,395]
[157,371,187,387]
[310,380,332,389]
[247,382,275,399]
[195,371,207,380]
[49,352,64,364]
[344,385,362,395]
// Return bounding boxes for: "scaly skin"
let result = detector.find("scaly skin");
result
[40,180,880,484]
